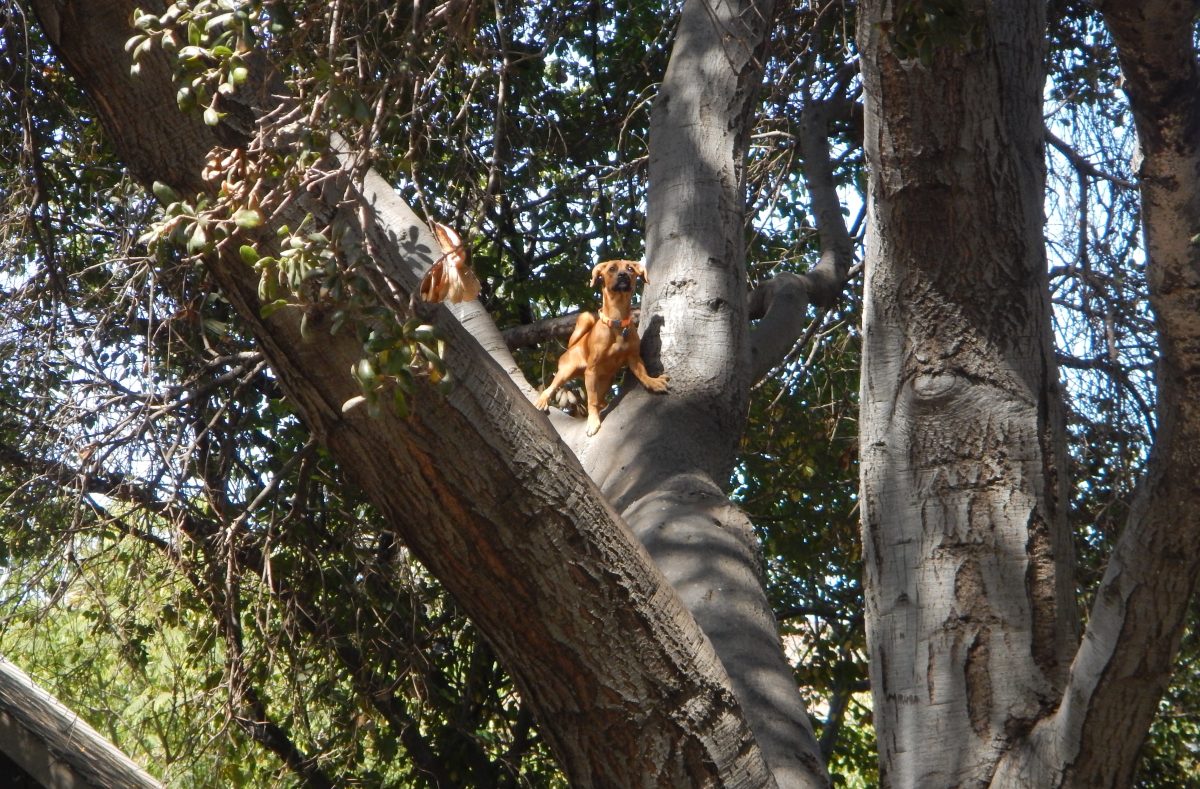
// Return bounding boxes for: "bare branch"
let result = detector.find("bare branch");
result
[1045,126,1137,189]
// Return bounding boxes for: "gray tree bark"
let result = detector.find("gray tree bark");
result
[860,1,1200,787]
[573,1,829,785]
[857,1,1076,786]
[992,3,1200,786]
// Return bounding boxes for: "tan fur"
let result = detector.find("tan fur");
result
[534,260,668,435]
[419,222,482,304]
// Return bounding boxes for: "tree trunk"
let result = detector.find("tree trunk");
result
[29,1,783,785]
[856,2,1077,786]
[576,1,829,786]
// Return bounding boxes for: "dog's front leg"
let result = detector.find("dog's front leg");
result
[583,367,605,436]
[628,354,669,394]
[535,365,574,411]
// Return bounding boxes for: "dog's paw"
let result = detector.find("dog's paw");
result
[645,374,669,393]
[586,415,602,436]
[533,391,551,412]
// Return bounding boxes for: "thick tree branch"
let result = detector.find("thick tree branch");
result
[27,2,775,786]
[0,658,162,789]
[797,97,856,307]
[501,309,631,350]
[591,0,831,786]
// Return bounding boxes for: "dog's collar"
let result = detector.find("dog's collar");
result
[599,312,634,337]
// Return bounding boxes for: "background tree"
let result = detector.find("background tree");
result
[0,0,1197,787]
[859,0,1200,786]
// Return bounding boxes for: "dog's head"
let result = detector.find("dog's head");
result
[591,259,648,293]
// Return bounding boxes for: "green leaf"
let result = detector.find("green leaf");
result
[394,367,414,395]
[238,244,260,264]
[151,181,181,205]
[233,208,263,229]
[410,324,440,342]
[206,14,236,34]
[354,358,378,387]
[257,268,277,302]
[186,223,209,254]
[259,299,288,318]
[329,310,347,336]
[176,86,197,112]
[392,388,411,418]
[178,45,207,61]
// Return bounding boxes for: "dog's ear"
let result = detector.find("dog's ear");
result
[632,261,649,284]
[590,262,606,289]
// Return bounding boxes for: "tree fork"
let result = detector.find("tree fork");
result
[27,0,781,785]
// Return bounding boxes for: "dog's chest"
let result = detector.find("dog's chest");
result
[592,325,634,362]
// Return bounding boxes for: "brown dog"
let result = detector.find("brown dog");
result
[534,259,668,435]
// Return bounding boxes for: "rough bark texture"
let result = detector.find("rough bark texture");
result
[0,658,162,789]
[857,2,1077,786]
[993,3,1200,786]
[31,1,782,786]
[571,1,830,787]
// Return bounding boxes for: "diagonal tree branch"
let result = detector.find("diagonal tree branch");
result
[26,1,777,785]
[0,657,163,789]
[1044,126,1138,189]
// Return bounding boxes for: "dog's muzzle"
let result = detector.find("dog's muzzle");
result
[613,272,632,291]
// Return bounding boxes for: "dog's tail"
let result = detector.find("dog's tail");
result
[419,222,482,304]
